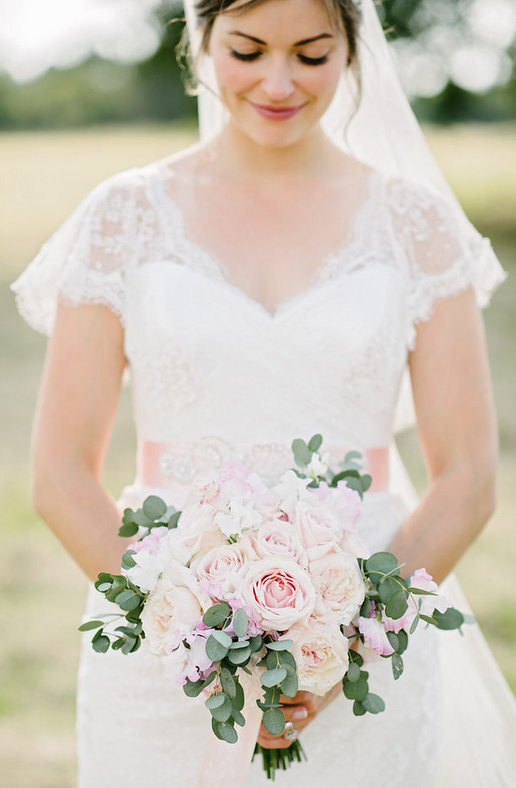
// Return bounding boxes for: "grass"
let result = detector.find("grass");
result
[1,120,515,787]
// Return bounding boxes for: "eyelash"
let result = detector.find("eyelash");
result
[230,50,328,66]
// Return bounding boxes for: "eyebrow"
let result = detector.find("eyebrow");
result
[228,31,334,46]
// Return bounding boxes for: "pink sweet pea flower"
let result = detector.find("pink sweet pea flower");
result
[358,616,395,656]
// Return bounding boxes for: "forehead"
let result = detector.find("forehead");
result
[213,0,341,40]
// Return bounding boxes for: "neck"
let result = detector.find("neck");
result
[207,120,343,181]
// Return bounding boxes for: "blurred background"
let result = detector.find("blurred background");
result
[0,0,515,785]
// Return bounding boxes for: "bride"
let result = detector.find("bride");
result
[11,0,516,785]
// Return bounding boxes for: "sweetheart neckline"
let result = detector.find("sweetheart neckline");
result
[144,163,384,320]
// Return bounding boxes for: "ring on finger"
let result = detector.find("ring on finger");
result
[283,721,299,742]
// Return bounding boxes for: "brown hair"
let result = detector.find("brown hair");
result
[178,0,363,127]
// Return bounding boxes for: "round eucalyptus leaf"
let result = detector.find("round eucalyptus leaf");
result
[218,721,238,743]
[385,590,409,620]
[362,693,386,714]
[203,602,232,628]
[263,707,286,736]
[211,630,233,648]
[206,634,230,662]
[232,607,249,638]
[267,639,293,652]
[261,668,287,688]
[142,495,167,521]
[346,662,361,683]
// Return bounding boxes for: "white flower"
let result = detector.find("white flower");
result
[288,621,349,696]
[305,452,329,477]
[273,470,314,520]
[214,499,262,538]
[141,563,212,656]
[124,528,192,594]
[310,552,365,625]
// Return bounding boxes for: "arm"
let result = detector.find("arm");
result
[388,287,498,584]
[31,301,130,582]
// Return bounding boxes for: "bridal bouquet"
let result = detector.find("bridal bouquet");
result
[80,435,467,780]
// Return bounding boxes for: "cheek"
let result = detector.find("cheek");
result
[210,47,255,95]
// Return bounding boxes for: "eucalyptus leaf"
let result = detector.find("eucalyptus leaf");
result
[78,620,105,632]
[348,650,364,668]
[308,434,323,452]
[346,662,361,683]
[217,721,238,744]
[121,550,137,569]
[279,665,298,698]
[212,630,233,649]
[206,692,227,710]
[220,667,236,699]
[233,680,245,712]
[210,695,233,723]
[365,552,400,585]
[263,707,286,736]
[291,438,312,466]
[203,603,232,628]
[227,646,251,665]
[432,608,464,631]
[232,708,246,727]
[361,693,386,714]
[232,607,248,638]
[206,634,230,661]
[410,614,420,635]
[261,668,287,688]
[168,511,181,529]
[397,630,408,655]
[122,508,136,524]
[121,636,137,655]
[116,590,142,612]
[352,700,367,716]
[378,576,400,605]
[385,590,409,620]
[142,495,167,521]
[343,677,369,702]
[391,653,404,680]
[183,678,204,697]
[277,650,296,670]
[267,639,293,652]
[92,635,110,653]
[118,522,139,538]
[386,632,399,652]
[249,635,263,653]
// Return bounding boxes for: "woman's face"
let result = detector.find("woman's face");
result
[208,0,348,148]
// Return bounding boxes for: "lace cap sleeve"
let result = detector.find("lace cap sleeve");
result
[386,176,507,351]
[10,169,141,336]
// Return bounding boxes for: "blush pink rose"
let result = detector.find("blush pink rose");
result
[241,557,316,631]
[294,501,341,561]
[249,520,308,567]
[310,552,365,625]
[288,621,349,696]
[194,544,246,599]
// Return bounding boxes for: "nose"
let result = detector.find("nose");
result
[261,57,295,101]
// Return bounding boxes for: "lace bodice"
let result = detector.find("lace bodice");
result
[11,159,505,452]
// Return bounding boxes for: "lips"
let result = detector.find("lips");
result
[248,101,307,121]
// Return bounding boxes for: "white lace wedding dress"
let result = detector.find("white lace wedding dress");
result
[11,158,516,787]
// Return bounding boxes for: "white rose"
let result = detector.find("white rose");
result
[310,552,365,626]
[288,621,349,696]
[141,564,212,656]
[177,503,227,556]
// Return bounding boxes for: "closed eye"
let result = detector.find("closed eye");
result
[230,51,329,66]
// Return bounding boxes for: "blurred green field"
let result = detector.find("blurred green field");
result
[0,121,515,787]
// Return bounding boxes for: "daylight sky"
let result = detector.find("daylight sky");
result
[0,0,515,97]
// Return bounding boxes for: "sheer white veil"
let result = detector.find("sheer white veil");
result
[183,0,505,434]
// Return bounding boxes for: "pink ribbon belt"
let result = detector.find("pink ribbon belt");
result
[136,437,389,493]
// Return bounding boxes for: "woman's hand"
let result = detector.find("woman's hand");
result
[256,683,342,749]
